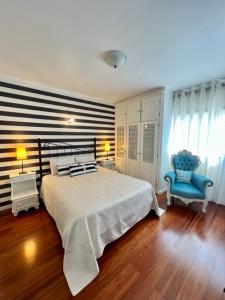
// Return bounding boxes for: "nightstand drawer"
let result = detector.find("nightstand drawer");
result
[13,195,39,209]
[10,172,39,216]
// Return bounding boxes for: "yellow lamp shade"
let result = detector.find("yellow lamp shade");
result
[104,142,110,152]
[16,146,27,160]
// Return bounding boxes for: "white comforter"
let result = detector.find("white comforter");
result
[40,167,159,296]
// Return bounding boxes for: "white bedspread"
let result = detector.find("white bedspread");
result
[40,167,159,296]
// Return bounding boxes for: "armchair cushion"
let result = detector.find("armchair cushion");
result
[175,169,192,183]
[171,182,204,199]
[191,173,213,198]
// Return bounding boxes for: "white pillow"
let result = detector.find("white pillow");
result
[49,156,75,175]
[76,153,95,164]
[175,169,192,183]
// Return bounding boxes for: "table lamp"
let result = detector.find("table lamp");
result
[104,142,110,160]
[16,146,27,174]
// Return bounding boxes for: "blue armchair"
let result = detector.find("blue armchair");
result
[164,150,213,213]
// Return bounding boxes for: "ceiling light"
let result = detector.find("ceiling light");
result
[104,50,127,69]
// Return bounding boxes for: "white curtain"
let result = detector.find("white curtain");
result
[168,80,225,205]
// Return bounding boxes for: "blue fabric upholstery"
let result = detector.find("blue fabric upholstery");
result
[171,182,204,199]
[164,150,213,201]
[191,173,213,198]
[172,151,200,171]
[164,171,176,189]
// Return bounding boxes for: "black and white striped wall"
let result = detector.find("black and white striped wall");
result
[0,81,115,211]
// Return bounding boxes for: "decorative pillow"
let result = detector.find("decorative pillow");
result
[56,164,74,176]
[70,162,97,177]
[76,153,95,164]
[49,156,75,175]
[176,169,192,183]
[81,161,97,166]
[81,162,97,174]
[70,164,86,177]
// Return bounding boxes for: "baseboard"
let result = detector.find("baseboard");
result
[0,204,11,211]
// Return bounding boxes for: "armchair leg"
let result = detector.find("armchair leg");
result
[202,201,208,213]
[167,195,171,206]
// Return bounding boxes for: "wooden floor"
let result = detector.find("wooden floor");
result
[0,196,225,300]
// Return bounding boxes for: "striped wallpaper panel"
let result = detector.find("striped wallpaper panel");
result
[0,81,115,210]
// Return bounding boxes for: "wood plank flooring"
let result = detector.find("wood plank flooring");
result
[0,196,225,300]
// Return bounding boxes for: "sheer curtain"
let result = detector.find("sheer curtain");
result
[168,80,225,205]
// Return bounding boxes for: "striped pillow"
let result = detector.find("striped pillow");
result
[83,162,97,174]
[50,156,75,175]
[56,164,71,176]
[70,162,97,177]
[70,164,86,177]
[81,161,96,166]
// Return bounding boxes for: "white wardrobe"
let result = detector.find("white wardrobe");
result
[115,88,165,191]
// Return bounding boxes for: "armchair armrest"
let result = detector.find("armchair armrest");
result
[191,173,213,195]
[164,171,176,189]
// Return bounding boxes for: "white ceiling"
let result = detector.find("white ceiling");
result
[0,0,225,103]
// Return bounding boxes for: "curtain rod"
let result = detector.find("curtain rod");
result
[174,79,225,97]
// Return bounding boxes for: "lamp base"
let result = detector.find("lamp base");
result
[19,171,27,175]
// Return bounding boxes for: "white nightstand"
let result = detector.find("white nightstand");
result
[99,159,117,171]
[10,172,39,216]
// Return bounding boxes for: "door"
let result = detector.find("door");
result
[115,123,126,173]
[126,100,141,123]
[115,103,127,123]
[139,121,158,189]
[141,96,160,121]
[126,122,140,178]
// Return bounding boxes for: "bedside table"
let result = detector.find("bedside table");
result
[10,172,39,216]
[99,159,117,171]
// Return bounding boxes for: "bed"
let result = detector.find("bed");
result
[38,138,160,296]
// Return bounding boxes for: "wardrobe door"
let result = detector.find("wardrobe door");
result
[141,96,160,121]
[139,121,158,189]
[126,100,141,123]
[126,123,140,178]
[115,123,126,173]
[115,103,126,123]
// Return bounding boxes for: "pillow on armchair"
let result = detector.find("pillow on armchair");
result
[175,169,192,183]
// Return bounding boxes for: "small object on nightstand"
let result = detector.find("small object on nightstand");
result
[10,172,39,216]
[99,159,117,171]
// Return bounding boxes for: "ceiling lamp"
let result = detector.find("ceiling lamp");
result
[104,50,127,69]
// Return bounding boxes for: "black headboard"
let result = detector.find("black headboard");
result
[37,137,96,181]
